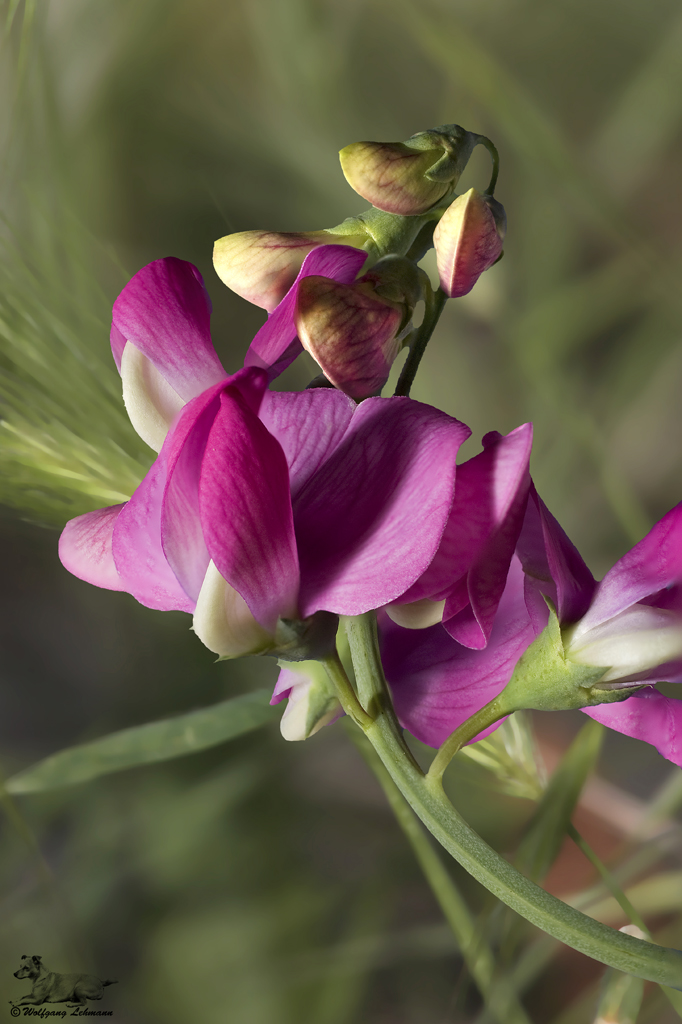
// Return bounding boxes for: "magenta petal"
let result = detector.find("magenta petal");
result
[112,455,194,613]
[112,258,227,400]
[161,369,270,601]
[382,557,539,747]
[417,425,532,649]
[584,687,682,768]
[244,245,368,379]
[258,389,355,499]
[270,667,296,705]
[110,323,126,373]
[199,389,300,631]
[517,486,596,625]
[295,397,471,617]
[59,505,125,591]
[579,502,682,632]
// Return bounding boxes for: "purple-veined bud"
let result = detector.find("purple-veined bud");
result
[339,124,481,216]
[213,228,368,312]
[295,276,403,400]
[294,257,422,400]
[433,189,506,298]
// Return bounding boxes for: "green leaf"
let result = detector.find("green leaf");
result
[516,719,604,883]
[5,689,279,793]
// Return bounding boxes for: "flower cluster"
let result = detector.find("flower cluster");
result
[59,123,682,769]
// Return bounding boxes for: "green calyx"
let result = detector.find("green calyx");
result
[503,603,644,714]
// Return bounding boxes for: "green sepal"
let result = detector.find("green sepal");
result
[502,603,644,714]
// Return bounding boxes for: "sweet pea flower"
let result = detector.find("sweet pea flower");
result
[564,502,682,764]
[60,257,472,664]
[382,488,682,769]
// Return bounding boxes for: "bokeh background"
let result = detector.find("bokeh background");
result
[1,0,682,1020]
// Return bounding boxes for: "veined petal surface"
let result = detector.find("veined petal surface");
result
[295,397,470,616]
[59,505,126,592]
[244,245,368,379]
[382,557,539,747]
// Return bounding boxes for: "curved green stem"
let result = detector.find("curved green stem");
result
[348,724,532,1024]
[394,283,448,397]
[427,693,517,782]
[478,135,500,196]
[321,651,373,730]
[343,612,682,989]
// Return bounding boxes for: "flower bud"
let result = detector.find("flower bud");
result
[271,660,343,741]
[213,228,368,312]
[434,189,506,298]
[294,257,421,400]
[565,604,682,684]
[339,124,480,215]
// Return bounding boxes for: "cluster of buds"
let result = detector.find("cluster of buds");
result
[213,124,506,400]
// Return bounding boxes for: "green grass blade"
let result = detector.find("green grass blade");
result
[516,720,604,883]
[6,689,279,793]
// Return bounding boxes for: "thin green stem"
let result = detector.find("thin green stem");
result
[344,613,682,988]
[394,283,448,397]
[349,724,532,1024]
[477,135,500,196]
[427,694,517,782]
[320,651,373,730]
[567,824,648,935]
[342,613,421,771]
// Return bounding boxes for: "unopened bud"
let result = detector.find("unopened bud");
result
[434,189,506,298]
[272,660,343,741]
[295,257,422,400]
[339,124,481,215]
[213,228,368,312]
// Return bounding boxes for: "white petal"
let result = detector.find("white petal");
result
[121,342,185,451]
[193,560,272,657]
[385,598,446,629]
[278,668,342,741]
[567,603,682,681]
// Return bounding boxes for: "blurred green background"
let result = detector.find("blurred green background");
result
[1,0,682,1020]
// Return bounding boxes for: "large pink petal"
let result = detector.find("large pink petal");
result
[199,389,300,631]
[381,556,540,747]
[258,389,355,499]
[112,455,194,613]
[112,258,227,400]
[295,397,470,617]
[396,425,532,649]
[161,369,270,601]
[59,505,125,591]
[584,687,682,768]
[244,245,368,380]
[579,502,682,632]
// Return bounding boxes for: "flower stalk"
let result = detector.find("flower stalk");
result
[341,611,682,988]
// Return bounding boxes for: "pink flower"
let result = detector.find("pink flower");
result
[382,487,682,768]
[60,257,472,659]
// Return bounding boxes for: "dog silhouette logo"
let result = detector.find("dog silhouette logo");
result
[10,955,117,1014]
